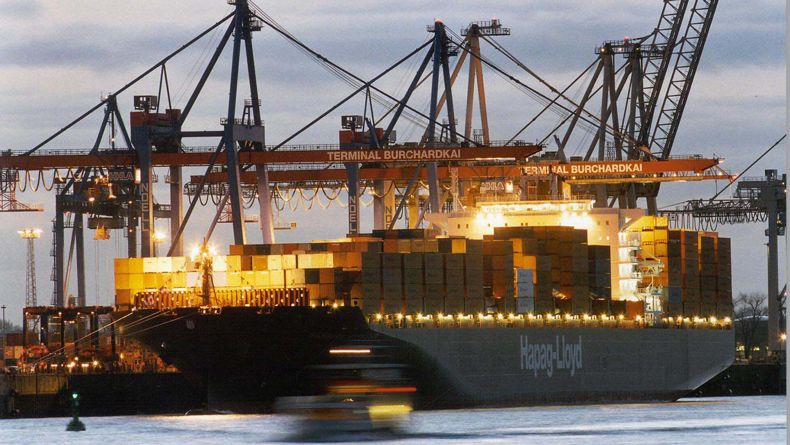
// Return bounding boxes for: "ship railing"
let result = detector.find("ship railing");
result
[368,314,731,330]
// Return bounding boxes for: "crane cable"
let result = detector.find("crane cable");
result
[708,134,786,202]
[658,134,787,211]
[248,3,429,129]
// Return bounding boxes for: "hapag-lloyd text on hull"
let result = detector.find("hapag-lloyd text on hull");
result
[520,335,582,378]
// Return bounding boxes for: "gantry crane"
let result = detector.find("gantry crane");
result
[0,169,43,212]
[659,169,786,354]
[0,0,731,312]
[541,0,719,212]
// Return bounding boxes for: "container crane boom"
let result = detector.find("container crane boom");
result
[651,0,719,159]
[636,0,690,145]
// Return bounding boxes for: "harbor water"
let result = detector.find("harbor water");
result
[0,396,784,444]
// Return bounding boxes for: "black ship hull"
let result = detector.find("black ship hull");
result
[113,306,734,412]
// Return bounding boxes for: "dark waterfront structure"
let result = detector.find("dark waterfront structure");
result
[1,372,204,418]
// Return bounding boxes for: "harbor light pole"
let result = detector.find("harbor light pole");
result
[152,231,166,258]
[18,229,42,333]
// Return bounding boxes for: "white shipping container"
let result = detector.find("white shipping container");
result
[186,271,200,287]
[212,256,228,272]
[171,256,187,272]
[516,297,535,314]
[157,257,172,273]
[517,282,534,297]
[213,271,227,287]
[143,258,159,273]
[515,268,534,283]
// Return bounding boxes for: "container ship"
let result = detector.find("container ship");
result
[113,204,735,412]
[3,1,740,415]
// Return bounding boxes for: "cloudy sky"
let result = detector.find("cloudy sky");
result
[0,0,785,325]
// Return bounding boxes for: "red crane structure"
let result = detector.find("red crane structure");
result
[0,0,728,311]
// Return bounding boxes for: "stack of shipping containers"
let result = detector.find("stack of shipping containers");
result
[589,245,612,316]
[699,234,718,318]
[634,221,732,320]
[488,226,608,316]
[484,240,514,313]
[114,223,730,320]
[716,238,733,319]
[463,240,485,313]
[680,231,700,317]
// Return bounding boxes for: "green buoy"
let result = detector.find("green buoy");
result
[66,392,86,432]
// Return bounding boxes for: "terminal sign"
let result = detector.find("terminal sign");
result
[327,148,463,162]
[523,162,646,177]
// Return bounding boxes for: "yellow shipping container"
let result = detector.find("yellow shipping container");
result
[256,271,270,286]
[115,273,130,290]
[312,253,334,269]
[397,239,411,253]
[513,254,523,269]
[159,273,173,288]
[129,273,145,289]
[115,258,129,274]
[452,239,466,253]
[297,254,313,269]
[310,254,325,268]
[173,272,187,288]
[282,254,297,270]
[633,215,669,231]
[128,258,145,274]
[227,271,242,287]
[144,273,159,289]
[270,271,285,286]
[226,255,242,271]
[241,271,256,286]
[521,255,537,271]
